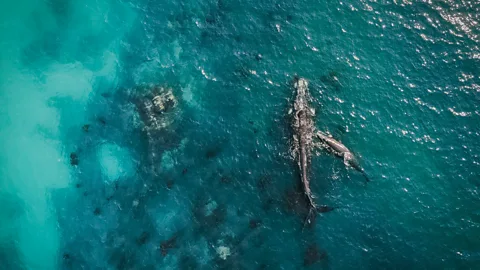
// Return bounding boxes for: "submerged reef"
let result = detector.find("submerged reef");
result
[135,85,182,174]
[135,85,178,132]
[102,83,184,177]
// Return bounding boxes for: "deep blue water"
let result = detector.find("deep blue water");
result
[1,0,480,269]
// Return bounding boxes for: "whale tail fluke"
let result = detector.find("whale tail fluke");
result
[302,203,337,231]
[302,207,317,231]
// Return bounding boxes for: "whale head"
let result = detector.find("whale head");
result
[295,78,309,96]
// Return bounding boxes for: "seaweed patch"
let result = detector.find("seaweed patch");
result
[160,235,178,257]
[257,175,271,191]
[136,232,150,246]
[220,175,231,184]
[166,180,174,189]
[249,219,261,229]
[70,152,79,166]
[206,147,221,159]
[97,117,107,125]
[82,124,90,132]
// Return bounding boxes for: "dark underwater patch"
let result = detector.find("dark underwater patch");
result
[97,117,107,125]
[206,147,222,159]
[257,175,272,191]
[166,179,175,189]
[136,232,150,246]
[249,219,261,229]
[70,152,79,166]
[160,234,178,257]
[303,244,327,267]
[220,175,231,184]
[319,71,342,91]
[178,254,199,270]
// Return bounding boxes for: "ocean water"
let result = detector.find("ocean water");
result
[1,0,479,269]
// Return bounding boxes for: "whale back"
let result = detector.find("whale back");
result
[317,132,349,154]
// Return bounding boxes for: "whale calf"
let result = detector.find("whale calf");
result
[316,131,369,182]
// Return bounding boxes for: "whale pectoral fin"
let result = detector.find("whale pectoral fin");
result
[316,131,332,143]
[362,172,370,183]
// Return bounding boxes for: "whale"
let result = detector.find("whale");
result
[316,131,369,182]
[291,77,320,225]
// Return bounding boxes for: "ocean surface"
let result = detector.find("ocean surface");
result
[1,0,479,269]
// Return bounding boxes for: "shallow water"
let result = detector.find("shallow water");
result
[1,0,479,269]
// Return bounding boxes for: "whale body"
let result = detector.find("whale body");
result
[292,77,317,210]
[316,131,369,182]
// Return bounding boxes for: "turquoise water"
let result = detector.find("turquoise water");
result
[1,0,479,269]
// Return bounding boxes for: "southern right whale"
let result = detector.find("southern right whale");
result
[292,77,316,212]
[291,77,335,227]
